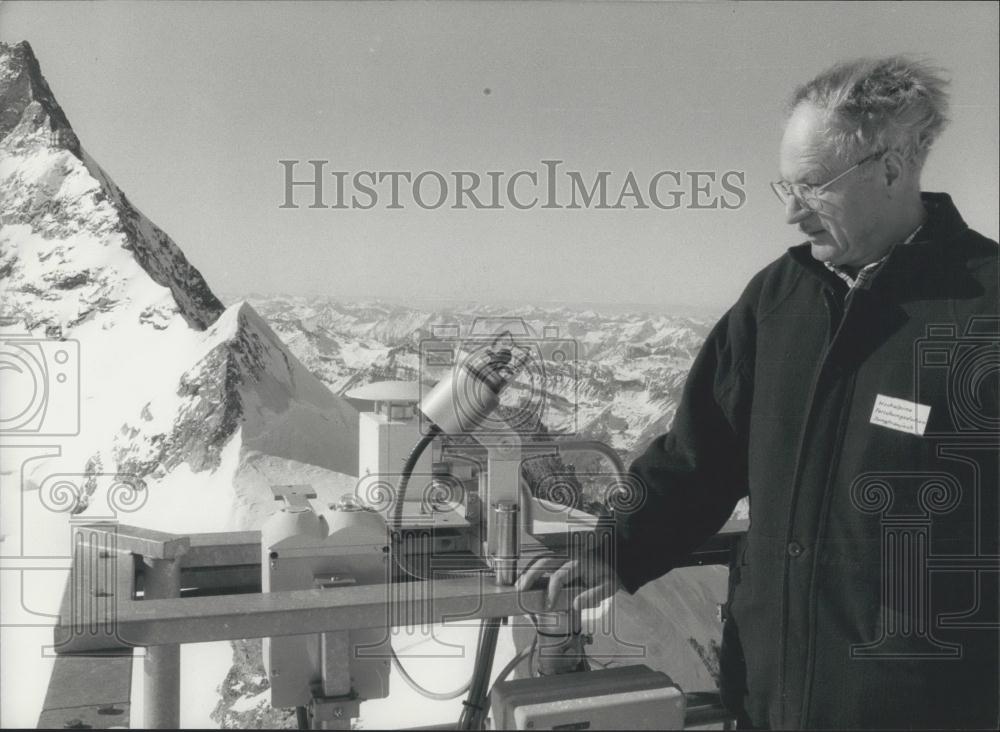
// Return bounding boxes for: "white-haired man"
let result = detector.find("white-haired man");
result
[519,57,998,729]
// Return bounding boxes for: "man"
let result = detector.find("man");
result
[518,56,998,729]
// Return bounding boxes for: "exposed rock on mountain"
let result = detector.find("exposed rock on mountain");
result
[106,303,359,508]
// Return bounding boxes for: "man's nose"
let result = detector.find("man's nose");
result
[784,195,813,225]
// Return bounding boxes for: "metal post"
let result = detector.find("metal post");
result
[142,556,182,729]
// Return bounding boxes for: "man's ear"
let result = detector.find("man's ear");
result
[882,150,906,189]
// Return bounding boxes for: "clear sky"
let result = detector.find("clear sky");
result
[2,1,997,312]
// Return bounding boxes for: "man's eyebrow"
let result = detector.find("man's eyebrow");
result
[786,166,826,186]
[797,150,836,183]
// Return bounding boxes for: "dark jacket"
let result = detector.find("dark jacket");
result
[617,193,999,729]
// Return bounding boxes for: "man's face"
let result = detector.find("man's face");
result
[778,103,888,267]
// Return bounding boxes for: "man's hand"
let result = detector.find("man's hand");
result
[515,551,623,613]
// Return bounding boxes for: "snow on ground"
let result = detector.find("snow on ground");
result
[181,643,237,726]
[0,444,67,728]
[126,641,236,728]
[96,434,243,533]
[358,623,520,729]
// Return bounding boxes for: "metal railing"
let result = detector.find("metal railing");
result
[40,519,748,729]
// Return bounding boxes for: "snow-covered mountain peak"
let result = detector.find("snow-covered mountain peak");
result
[0,40,224,332]
[101,299,359,529]
[0,41,78,152]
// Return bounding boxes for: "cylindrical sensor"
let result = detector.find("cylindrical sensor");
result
[419,332,529,435]
[492,500,519,586]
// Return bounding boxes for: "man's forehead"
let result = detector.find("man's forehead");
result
[780,103,837,180]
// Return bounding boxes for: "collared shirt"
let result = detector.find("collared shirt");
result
[823,222,924,291]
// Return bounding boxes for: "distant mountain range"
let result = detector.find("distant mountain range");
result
[238,294,715,462]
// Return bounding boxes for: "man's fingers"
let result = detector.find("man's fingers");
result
[515,555,565,592]
[515,553,619,612]
[573,580,615,614]
[547,559,580,609]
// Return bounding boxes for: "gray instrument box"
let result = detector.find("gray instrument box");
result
[489,664,685,730]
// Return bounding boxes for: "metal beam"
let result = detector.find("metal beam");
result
[73,523,190,560]
[53,520,750,654]
[183,530,260,568]
[55,578,553,652]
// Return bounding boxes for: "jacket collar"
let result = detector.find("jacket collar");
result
[787,192,969,291]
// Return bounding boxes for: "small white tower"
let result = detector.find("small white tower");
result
[347,380,433,484]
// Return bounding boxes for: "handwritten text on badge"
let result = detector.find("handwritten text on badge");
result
[870,394,931,436]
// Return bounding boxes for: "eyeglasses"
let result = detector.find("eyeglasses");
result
[770,149,887,211]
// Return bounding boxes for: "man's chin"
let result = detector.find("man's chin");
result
[809,239,842,264]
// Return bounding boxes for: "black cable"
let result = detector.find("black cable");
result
[390,424,442,580]
[457,617,503,730]
[391,424,441,534]
[391,424,508,727]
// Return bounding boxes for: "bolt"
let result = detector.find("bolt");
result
[333,707,344,719]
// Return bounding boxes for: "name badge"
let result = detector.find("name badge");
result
[870,394,931,436]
